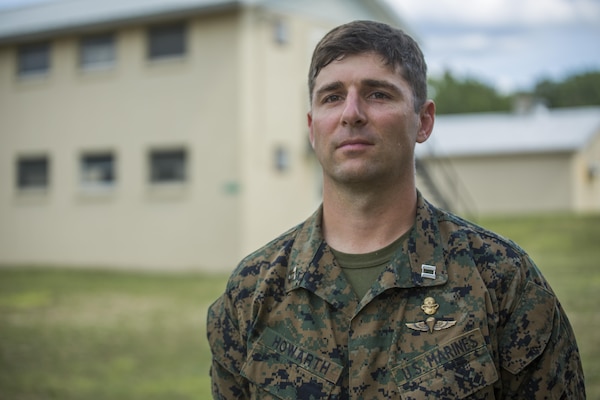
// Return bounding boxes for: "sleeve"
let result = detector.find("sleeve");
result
[498,256,586,399]
[206,294,250,399]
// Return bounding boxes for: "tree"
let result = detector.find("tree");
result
[428,69,600,114]
[533,71,600,108]
[429,71,513,114]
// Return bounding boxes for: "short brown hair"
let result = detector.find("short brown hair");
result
[308,20,427,112]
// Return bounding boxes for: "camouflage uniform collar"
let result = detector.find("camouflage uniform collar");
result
[396,192,448,288]
[284,205,358,314]
[286,191,447,302]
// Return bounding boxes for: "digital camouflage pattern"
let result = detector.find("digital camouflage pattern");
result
[207,192,585,399]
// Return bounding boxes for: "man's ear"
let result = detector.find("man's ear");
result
[417,100,435,144]
[307,111,315,148]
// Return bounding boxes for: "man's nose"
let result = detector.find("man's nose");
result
[341,92,366,126]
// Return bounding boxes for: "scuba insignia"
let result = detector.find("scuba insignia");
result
[421,296,439,315]
[406,297,457,334]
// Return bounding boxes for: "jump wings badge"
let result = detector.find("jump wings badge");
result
[406,297,457,334]
[406,316,457,334]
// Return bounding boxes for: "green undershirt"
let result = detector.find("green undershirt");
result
[331,230,410,300]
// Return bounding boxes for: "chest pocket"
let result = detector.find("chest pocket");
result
[392,329,498,399]
[241,328,343,400]
[499,280,555,375]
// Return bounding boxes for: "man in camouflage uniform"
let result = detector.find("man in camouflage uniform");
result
[207,20,585,399]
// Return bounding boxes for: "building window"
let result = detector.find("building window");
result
[81,153,115,187]
[80,33,115,69]
[17,41,50,76]
[273,18,289,45]
[147,22,186,60]
[149,149,187,183]
[274,145,289,172]
[17,156,49,189]
[588,162,599,182]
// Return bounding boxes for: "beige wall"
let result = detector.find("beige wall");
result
[418,152,577,216]
[574,130,600,211]
[0,7,332,272]
[238,9,326,256]
[0,12,245,271]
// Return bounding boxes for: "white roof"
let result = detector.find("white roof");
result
[0,0,404,44]
[0,0,237,42]
[416,106,600,158]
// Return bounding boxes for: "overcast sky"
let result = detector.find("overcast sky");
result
[386,0,600,92]
[1,0,599,93]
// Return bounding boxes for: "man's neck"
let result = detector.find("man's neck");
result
[321,181,417,254]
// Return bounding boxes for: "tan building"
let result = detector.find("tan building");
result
[416,106,600,216]
[0,0,405,271]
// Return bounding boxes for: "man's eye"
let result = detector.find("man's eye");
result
[370,92,389,99]
[323,95,342,103]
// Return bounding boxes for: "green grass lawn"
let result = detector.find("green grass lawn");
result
[0,212,598,399]
[0,268,228,399]
[480,212,600,399]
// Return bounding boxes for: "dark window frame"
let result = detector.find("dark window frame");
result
[17,155,50,189]
[80,152,116,187]
[149,148,187,183]
[147,22,187,60]
[17,41,51,76]
[79,32,116,69]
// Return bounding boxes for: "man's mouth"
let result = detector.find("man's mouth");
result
[337,139,373,150]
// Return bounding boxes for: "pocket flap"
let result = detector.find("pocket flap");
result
[241,328,343,399]
[392,329,498,399]
[500,280,555,375]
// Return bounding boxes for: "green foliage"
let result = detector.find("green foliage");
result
[428,71,513,114]
[429,69,600,114]
[533,71,600,108]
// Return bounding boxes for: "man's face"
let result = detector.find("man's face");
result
[308,52,433,188]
